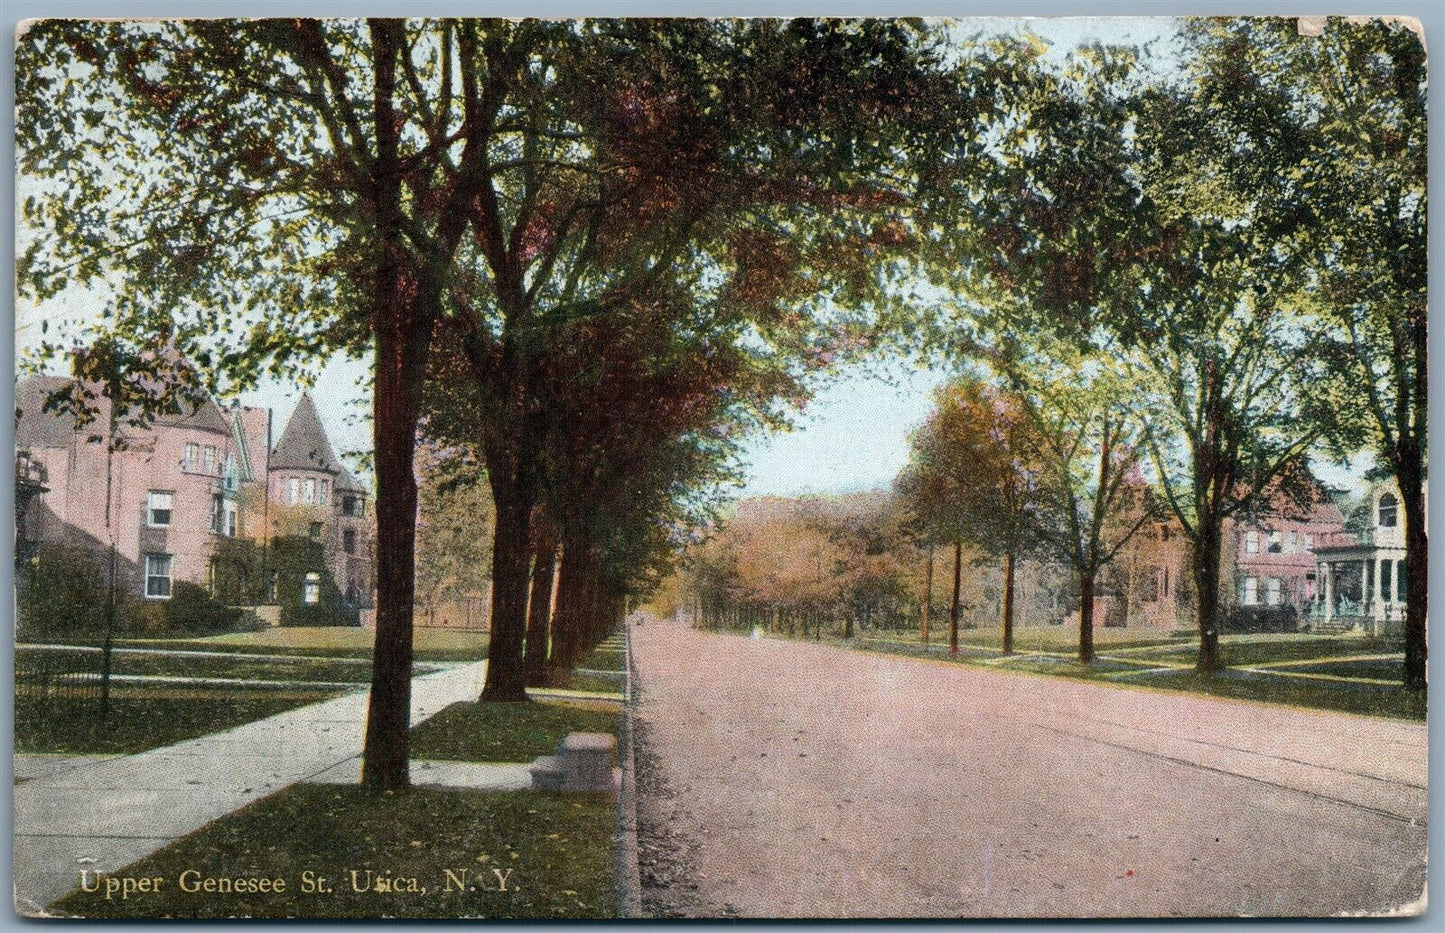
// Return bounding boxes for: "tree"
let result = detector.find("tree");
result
[18,18,516,789]
[1184,16,1427,686]
[425,19,986,699]
[1013,349,1158,662]
[920,37,1339,672]
[413,447,494,627]
[898,375,1041,654]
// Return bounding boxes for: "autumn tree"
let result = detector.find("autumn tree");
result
[413,446,494,627]
[897,375,1041,654]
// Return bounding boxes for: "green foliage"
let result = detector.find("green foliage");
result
[16,544,257,639]
[15,545,106,640]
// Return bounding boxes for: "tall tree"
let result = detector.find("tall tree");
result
[1013,349,1158,663]
[18,19,509,789]
[1185,16,1427,687]
[427,19,984,698]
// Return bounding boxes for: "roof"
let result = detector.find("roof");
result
[16,375,232,448]
[270,393,347,476]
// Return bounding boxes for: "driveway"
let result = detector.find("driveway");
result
[630,616,1426,918]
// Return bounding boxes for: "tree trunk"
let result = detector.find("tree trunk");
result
[1001,550,1016,656]
[1192,516,1224,673]
[1398,467,1427,690]
[360,20,428,792]
[949,540,962,655]
[1077,570,1095,664]
[921,545,932,645]
[523,524,557,688]
[547,535,590,682]
[481,477,535,702]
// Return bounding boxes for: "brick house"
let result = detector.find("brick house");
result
[16,376,372,620]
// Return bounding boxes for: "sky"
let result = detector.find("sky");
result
[13,15,1365,497]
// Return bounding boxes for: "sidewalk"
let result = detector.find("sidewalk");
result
[13,660,488,914]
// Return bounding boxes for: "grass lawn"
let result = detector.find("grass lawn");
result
[18,647,378,684]
[866,625,1180,653]
[577,644,626,672]
[108,626,489,663]
[15,690,343,755]
[565,671,625,695]
[847,629,1424,721]
[1283,658,1407,681]
[48,785,615,919]
[410,699,620,762]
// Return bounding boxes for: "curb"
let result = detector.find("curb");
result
[615,619,643,919]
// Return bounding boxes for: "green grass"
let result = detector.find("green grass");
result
[14,690,344,755]
[1147,671,1427,720]
[865,625,1180,653]
[18,648,381,684]
[410,699,620,762]
[564,672,625,695]
[1283,659,1407,681]
[1137,635,1404,668]
[847,630,1424,721]
[58,626,490,663]
[576,644,626,672]
[48,785,616,919]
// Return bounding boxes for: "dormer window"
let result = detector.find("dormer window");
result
[1378,493,1399,528]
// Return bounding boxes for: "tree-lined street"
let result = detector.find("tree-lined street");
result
[632,615,1425,918]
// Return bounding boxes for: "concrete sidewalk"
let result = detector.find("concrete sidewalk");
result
[13,660,488,914]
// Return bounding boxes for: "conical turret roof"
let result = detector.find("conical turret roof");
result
[270,393,344,474]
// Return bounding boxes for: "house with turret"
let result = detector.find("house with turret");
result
[16,376,373,626]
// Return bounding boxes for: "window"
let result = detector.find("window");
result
[341,495,362,518]
[224,502,238,538]
[1302,534,1313,552]
[1264,577,1281,606]
[144,553,173,599]
[203,445,217,472]
[183,443,199,470]
[1241,576,1259,606]
[343,528,356,555]
[1244,531,1259,555]
[1267,531,1283,554]
[1287,531,1298,552]
[309,521,323,540]
[1159,524,1171,542]
[211,494,225,533]
[147,491,173,527]
[1162,567,1170,599]
[1397,560,1407,602]
[1378,493,1399,528]
[303,572,321,605]
[1380,560,1394,603]
[318,480,329,506]
[289,478,300,505]
[303,478,316,505]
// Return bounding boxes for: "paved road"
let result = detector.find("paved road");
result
[630,617,1426,919]
[13,660,489,915]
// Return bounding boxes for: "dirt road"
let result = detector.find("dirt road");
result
[630,616,1426,918]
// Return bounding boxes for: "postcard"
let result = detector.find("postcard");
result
[11,12,1428,920]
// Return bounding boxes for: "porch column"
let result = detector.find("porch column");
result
[1323,563,1334,622]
